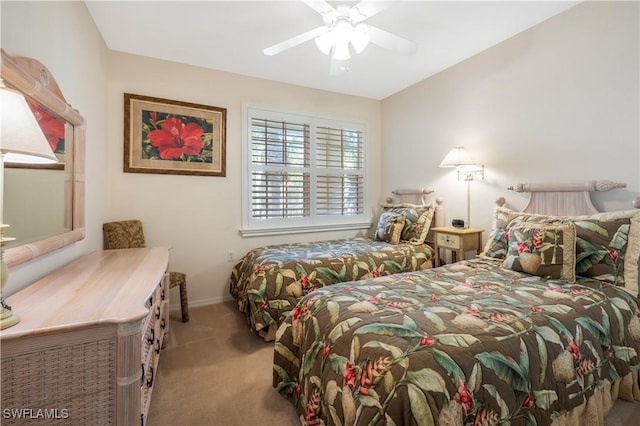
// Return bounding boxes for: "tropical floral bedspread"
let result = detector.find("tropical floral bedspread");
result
[273,258,640,425]
[230,237,434,340]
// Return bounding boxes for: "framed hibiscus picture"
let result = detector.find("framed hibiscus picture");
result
[124,93,226,176]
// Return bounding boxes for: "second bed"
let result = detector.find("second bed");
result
[231,192,444,341]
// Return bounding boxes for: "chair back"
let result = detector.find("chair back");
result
[103,220,146,249]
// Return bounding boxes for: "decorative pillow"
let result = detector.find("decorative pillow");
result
[481,206,558,259]
[381,203,435,245]
[481,206,640,294]
[480,206,515,258]
[374,211,406,244]
[570,210,640,295]
[574,218,629,285]
[503,221,577,282]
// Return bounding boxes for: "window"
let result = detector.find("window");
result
[242,106,368,236]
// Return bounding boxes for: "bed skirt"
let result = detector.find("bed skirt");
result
[551,370,640,426]
[436,370,640,426]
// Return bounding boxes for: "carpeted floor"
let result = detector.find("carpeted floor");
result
[147,302,299,426]
[147,302,640,426]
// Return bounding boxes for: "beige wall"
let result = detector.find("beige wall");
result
[1,1,110,291]
[106,53,382,305]
[382,1,639,238]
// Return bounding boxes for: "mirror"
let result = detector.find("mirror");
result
[4,97,70,247]
[1,49,85,268]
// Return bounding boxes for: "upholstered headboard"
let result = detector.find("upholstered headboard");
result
[501,180,628,215]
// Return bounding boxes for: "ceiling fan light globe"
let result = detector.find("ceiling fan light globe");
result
[333,41,351,60]
[334,20,353,40]
[315,33,333,55]
[351,26,370,54]
[351,37,369,54]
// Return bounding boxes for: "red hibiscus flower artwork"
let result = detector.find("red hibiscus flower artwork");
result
[142,112,212,162]
[26,98,65,154]
[124,94,227,176]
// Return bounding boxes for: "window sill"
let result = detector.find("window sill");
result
[240,222,372,237]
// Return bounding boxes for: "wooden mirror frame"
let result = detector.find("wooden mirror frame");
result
[1,49,85,268]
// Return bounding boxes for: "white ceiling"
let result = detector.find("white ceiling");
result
[85,1,580,100]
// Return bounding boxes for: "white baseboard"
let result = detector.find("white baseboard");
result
[168,294,234,312]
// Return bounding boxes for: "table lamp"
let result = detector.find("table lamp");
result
[1,79,58,329]
[440,146,484,228]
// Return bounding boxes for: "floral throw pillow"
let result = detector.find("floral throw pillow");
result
[574,218,629,285]
[381,203,435,245]
[374,211,406,245]
[481,206,559,259]
[480,206,515,258]
[503,221,576,282]
[481,207,640,294]
[569,209,640,296]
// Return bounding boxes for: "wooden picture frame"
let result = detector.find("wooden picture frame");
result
[124,93,226,176]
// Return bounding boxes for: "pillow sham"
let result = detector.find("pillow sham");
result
[381,203,435,245]
[574,217,629,285]
[481,205,640,294]
[503,221,577,282]
[480,206,515,259]
[571,210,640,295]
[374,211,406,245]
[480,206,555,259]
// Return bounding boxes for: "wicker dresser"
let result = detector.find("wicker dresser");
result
[0,247,170,425]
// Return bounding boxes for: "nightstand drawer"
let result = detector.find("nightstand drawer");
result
[436,233,460,249]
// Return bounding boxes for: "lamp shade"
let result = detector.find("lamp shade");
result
[440,146,475,168]
[1,84,57,164]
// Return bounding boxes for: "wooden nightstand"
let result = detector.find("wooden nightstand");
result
[431,227,484,266]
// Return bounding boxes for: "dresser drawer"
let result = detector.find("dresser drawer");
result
[141,351,157,425]
[0,247,170,426]
[436,232,460,249]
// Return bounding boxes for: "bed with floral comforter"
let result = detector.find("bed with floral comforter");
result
[230,237,434,341]
[273,257,640,425]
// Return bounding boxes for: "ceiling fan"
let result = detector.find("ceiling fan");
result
[263,0,417,73]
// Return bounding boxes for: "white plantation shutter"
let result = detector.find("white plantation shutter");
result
[250,118,310,219]
[244,107,367,234]
[315,126,364,216]
[316,126,363,170]
[316,174,364,216]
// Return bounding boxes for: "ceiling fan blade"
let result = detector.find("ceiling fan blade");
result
[301,0,335,16]
[364,24,417,55]
[263,26,327,56]
[350,0,391,23]
[329,58,350,76]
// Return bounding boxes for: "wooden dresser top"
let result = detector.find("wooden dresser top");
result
[2,247,169,340]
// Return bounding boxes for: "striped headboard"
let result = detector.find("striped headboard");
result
[502,180,629,215]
